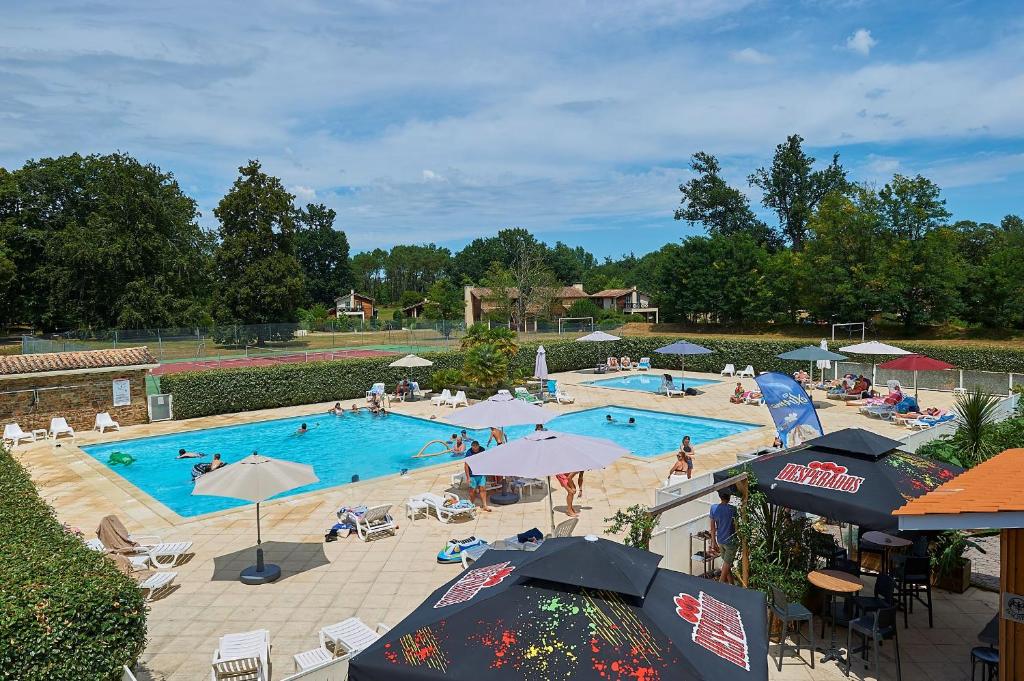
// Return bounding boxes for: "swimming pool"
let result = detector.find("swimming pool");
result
[585,374,719,393]
[82,407,759,517]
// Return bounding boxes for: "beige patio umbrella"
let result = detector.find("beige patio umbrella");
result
[193,454,318,584]
[389,354,433,368]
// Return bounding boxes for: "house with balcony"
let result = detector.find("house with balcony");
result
[589,286,659,322]
[464,283,589,328]
[334,290,376,321]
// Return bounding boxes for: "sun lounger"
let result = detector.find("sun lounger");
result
[511,477,546,497]
[460,542,492,568]
[738,365,756,378]
[211,629,270,681]
[663,377,685,397]
[292,646,334,673]
[546,517,579,538]
[430,388,451,406]
[138,571,178,602]
[94,412,120,433]
[352,504,397,541]
[319,617,391,660]
[555,386,575,404]
[606,357,620,371]
[744,393,764,406]
[906,413,956,430]
[720,364,736,376]
[415,492,477,523]
[49,417,75,440]
[620,356,633,370]
[446,390,468,408]
[637,357,651,370]
[496,389,512,397]
[861,404,896,419]
[3,423,35,447]
[514,387,540,404]
[95,515,193,568]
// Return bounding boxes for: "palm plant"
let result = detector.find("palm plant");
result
[462,343,508,388]
[951,388,1001,466]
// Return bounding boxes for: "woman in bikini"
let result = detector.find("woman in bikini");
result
[678,436,695,479]
[556,472,580,517]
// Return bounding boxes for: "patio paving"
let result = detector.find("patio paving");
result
[10,368,985,681]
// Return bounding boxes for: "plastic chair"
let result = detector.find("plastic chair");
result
[894,555,933,628]
[845,607,901,681]
[970,646,999,681]
[853,574,896,615]
[768,585,815,671]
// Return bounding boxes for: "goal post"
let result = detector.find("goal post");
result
[558,317,594,335]
[831,322,865,342]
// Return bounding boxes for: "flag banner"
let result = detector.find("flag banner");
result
[754,372,823,447]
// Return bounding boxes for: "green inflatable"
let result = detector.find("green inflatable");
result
[108,451,135,465]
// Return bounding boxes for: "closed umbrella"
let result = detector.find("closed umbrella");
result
[389,354,433,368]
[193,454,318,584]
[577,331,621,372]
[877,354,955,399]
[776,345,847,384]
[654,341,713,381]
[465,430,629,531]
[816,339,832,372]
[838,341,910,386]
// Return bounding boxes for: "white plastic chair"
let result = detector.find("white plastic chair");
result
[211,629,270,681]
[365,383,385,399]
[3,423,35,446]
[95,412,120,433]
[430,389,452,406]
[738,365,756,378]
[721,364,736,376]
[446,391,468,408]
[555,387,575,404]
[49,417,75,440]
[319,618,391,660]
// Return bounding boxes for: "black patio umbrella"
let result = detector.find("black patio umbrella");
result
[714,428,963,530]
[348,536,768,681]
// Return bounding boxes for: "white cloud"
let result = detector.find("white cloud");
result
[846,28,877,56]
[730,48,773,64]
[289,185,317,201]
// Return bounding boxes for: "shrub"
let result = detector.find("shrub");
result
[430,368,463,392]
[0,445,147,679]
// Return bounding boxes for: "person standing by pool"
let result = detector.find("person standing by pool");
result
[464,440,491,512]
[556,472,580,517]
[709,490,738,585]
[487,426,506,446]
[679,435,694,479]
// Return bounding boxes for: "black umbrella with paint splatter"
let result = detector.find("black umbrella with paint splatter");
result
[348,536,768,681]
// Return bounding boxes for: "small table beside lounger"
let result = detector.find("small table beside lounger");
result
[808,568,865,665]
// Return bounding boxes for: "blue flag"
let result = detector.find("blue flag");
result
[754,372,824,447]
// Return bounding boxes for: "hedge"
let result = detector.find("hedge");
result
[161,336,1024,419]
[0,446,147,679]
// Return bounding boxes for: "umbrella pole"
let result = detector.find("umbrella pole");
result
[547,475,555,534]
[240,500,280,584]
[255,502,264,572]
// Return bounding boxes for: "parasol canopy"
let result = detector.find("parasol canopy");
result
[389,354,434,368]
[654,341,713,379]
[878,354,956,398]
[444,394,556,429]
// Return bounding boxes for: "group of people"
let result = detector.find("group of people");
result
[327,403,363,416]
[176,448,225,471]
[728,382,763,404]
[827,373,874,399]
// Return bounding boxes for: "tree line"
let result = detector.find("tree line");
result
[1,136,1021,332]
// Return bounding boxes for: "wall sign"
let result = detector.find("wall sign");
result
[112,379,131,407]
[1004,591,1024,624]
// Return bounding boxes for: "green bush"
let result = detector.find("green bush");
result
[0,446,147,679]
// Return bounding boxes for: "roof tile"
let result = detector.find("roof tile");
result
[893,448,1024,516]
[0,346,157,376]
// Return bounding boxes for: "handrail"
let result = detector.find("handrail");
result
[648,472,748,519]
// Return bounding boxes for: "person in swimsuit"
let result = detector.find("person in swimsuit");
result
[556,471,580,517]
[177,449,204,459]
[449,434,466,456]
[295,423,309,435]
[730,382,746,404]
[328,402,343,415]
[487,426,506,446]
[464,441,491,512]
[667,452,689,482]
[678,435,694,479]
[208,453,225,471]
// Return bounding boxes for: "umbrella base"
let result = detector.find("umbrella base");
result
[240,563,281,585]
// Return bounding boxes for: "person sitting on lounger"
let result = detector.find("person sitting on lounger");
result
[177,449,204,459]
[730,382,746,404]
[395,379,410,399]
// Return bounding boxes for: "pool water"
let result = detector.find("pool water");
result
[585,374,719,393]
[82,407,758,517]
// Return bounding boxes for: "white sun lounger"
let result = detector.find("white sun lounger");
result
[95,412,120,433]
[446,390,468,408]
[416,492,477,523]
[720,364,736,376]
[49,417,75,440]
[89,535,193,569]
[430,388,452,406]
[738,365,756,378]
[138,571,178,602]
[319,618,391,660]
[3,423,35,447]
[352,504,397,541]
[212,629,270,681]
[555,387,575,404]
[664,382,685,397]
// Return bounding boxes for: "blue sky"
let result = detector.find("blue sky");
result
[1,1,1022,258]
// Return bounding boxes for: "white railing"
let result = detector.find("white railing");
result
[899,392,1019,453]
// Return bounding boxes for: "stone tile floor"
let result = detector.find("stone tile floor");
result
[12,369,989,680]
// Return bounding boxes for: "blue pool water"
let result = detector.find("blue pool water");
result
[585,374,719,393]
[82,407,758,517]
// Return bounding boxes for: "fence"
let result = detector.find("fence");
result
[833,361,1022,396]
[22,319,470,364]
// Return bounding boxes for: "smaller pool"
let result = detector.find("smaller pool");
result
[585,374,719,394]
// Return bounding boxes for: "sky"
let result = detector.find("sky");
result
[1,0,1022,259]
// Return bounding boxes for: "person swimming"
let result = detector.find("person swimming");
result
[295,422,313,435]
[350,403,360,412]
[606,414,614,423]
[177,448,204,459]
[328,402,343,415]
[208,453,225,471]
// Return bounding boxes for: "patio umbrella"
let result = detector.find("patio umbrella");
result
[577,330,621,371]
[776,345,847,384]
[816,339,833,372]
[348,536,769,681]
[445,394,557,429]
[877,354,955,399]
[389,354,433,368]
[714,427,962,530]
[533,345,548,381]
[654,341,713,380]
[193,454,318,584]
[465,430,629,531]
[838,340,910,385]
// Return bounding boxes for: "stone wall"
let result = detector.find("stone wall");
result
[0,370,149,432]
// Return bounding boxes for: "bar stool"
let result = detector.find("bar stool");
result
[768,585,815,671]
[970,646,998,681]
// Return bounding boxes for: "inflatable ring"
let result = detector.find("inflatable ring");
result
[412,439,453,459]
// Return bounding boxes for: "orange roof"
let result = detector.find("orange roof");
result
[0,346,157,377]
[894,448,1024,516]
[590,288,634,298]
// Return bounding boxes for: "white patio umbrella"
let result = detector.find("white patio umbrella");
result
[389,354,433,368]
[445,394,556,429]
[193,454,318,584]
[534,345,549,380]
[576,331,621,372]
[464,431,630,531]
[838,340,911,385]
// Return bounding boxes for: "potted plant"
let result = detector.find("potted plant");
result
[931,530,985,593]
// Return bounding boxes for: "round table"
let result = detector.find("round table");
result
[861,531,912,574]
[808,569,865,664]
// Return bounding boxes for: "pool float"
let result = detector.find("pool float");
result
[437,536,487,564]
[412,439,453,458]
[191,462,212,481]
[107,451,135,465]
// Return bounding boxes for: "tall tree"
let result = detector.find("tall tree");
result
[545,241,597,284]
[877,174,951,241]
[423,279,465,338]
[675,152,778,248]
[212,160,305,334]
[963,215,1024,328]
[351,249,389,302]
[0,153,213,329]
[748,134,847,250]
[295,203,352,306]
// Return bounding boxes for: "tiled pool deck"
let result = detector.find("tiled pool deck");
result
[13,369,989,681]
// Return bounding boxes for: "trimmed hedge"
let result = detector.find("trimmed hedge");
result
[0,446,147,679]
[161,336,1024,419]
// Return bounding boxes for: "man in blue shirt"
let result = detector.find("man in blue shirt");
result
[709,490,738,585]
